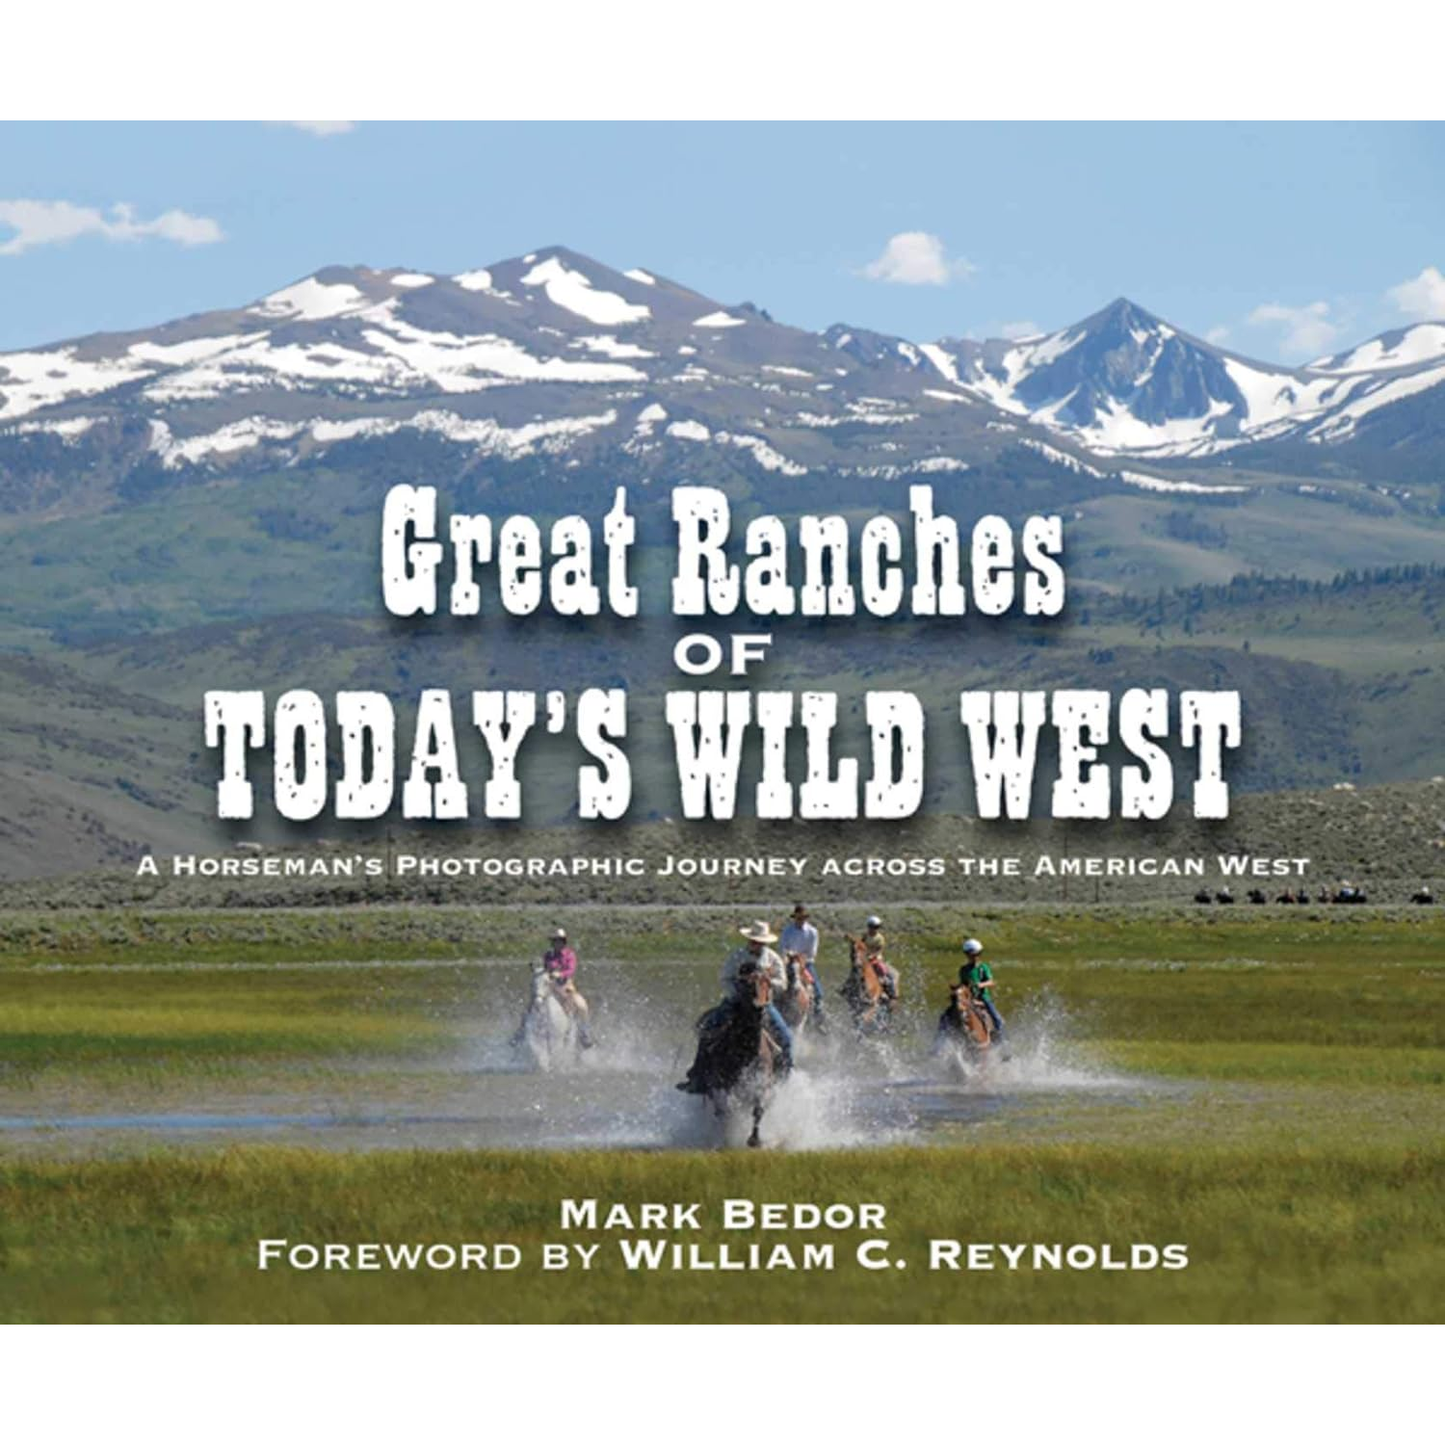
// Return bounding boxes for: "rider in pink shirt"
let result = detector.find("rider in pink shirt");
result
[543,936,578,986]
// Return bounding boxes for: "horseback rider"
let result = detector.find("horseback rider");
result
[957,937,1004,1042]
[778,902,828,1033]
[862,914,898,1000]
[677,921,795,1093]
[522,927,594,1048]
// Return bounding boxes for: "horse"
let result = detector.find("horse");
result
[688,964,783,1148]
[773,951,814,1037]
[839,934,894,1037]
[518,962,580,1071]
[933,982,996,1067]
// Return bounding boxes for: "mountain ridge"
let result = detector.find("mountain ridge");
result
[3,246,1445,513]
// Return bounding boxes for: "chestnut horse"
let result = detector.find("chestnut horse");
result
[839,934,894,1036]
[774,951,814,1036]
[934,982,994,1062]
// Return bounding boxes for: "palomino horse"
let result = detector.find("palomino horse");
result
[839,934,894,1036]
[519,962,581,1070]
[934,982,994,1065]
[774,951,814,1037]
[692,964,782,1147]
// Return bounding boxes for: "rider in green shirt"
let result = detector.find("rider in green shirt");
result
[958,937,1005,1041]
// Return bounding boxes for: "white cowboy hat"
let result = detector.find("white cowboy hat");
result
[738,921,778,944]
[865,914,882,927]
[962,937,983,954]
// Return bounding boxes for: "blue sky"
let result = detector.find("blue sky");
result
[2,122,1443,360]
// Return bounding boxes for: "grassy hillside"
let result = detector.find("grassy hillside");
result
[0,449,1441,877]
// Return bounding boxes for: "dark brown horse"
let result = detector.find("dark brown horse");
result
[692,964,781,1148]
[839,934,894,1036]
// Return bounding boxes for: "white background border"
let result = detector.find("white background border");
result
[2,1,1444,120]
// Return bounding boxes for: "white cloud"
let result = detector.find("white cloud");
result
[1205,325,1231,345]
[277,121,357,137]
[999,320,1041,340]
[1246,300,1340,359]
[862,231,973,286]
[0,199,224,257]
[1386,265,1445,322]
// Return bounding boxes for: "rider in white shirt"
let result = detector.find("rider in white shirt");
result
[778,902,827,1030]
[719,938,787,995]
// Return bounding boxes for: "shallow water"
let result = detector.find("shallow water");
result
[0,961,1180,1152]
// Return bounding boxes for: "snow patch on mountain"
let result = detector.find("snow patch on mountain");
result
[623,268,656,286]
[149,415,304,468]
[0,346,150,421]
[909,456,970,473]
[717,432,807,475]
[520,257,650,327]
[453,269,494,292]
[361,311,645,388]
[0,415,99,440]
[1305,364,1445,442]
[129,334,258,368]
[390,272,435,289]
[1311,322,1445,374]
[1015,437,1109,479]
[919,344,962,385]
[149,407,620,469]
[572,335,656,360]
[1118,469,1246,495]
[250,277,370,322]
[1073,396,1242,457]
[693,311,744,328]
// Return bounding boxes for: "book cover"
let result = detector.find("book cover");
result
[2,116,1442,1333]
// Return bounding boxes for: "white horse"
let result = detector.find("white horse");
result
[519,962,579,1071]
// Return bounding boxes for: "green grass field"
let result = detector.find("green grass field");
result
[0,905,1441,1322]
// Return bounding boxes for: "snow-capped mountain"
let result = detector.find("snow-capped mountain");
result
[0,246,1014,495]
[923,299,1445,458]
[3,248,1445,493]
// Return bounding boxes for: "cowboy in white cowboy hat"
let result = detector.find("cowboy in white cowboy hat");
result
[720,920,788,994]
[677,920,795,1092]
